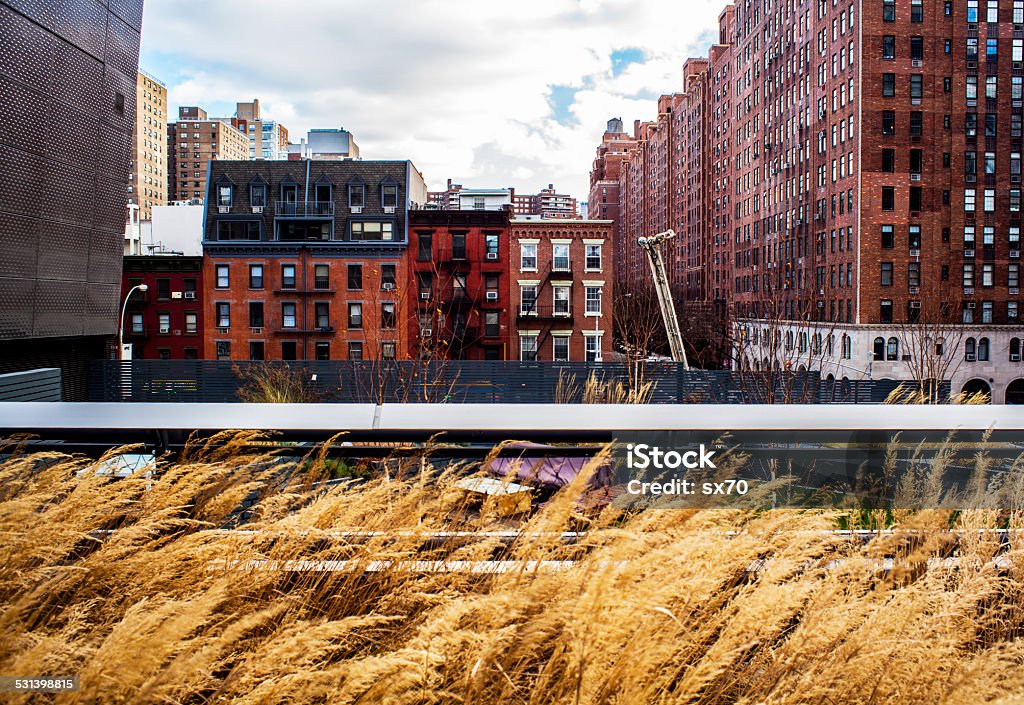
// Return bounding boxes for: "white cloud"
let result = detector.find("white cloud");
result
[141,0,723,203]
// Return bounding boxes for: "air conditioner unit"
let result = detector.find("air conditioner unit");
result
[909,286,920,294]
[965,287,975,295]
[968,22,979,30]
[171,291,182,299]
[965,249,976,258]
[217,327,229,334]
[252,206,264,214]
[1012,287,1021,295]
[1013,353,1022,361]
[420,328,432,337]
[911,173,921,181]
[912,59,923,67]
[486,291,499,301]
[967,60,978,69]
[486,252,499,260]
[183,291,196,299]
[351,206,363,214]
[218,206,230,214]
[968,301,977,308]
[250,327,262,334]
[384,206,396,214]
[382,283,395,291]
[420,291,431,300]
[1012,250,1021,258]
[910,301,922,309]
[910,249,920,257]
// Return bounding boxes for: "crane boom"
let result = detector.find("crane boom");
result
[638,230,690,370]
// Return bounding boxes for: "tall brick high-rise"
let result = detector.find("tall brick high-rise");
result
[130,70,167,220]
[167,106,248,204]
[598,0,1024,401]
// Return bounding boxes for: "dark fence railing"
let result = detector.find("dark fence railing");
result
[86,361,942,405]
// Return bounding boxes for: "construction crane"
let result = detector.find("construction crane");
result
[638,230,690,370]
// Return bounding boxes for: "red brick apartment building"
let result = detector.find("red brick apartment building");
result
[588,119,636,283]
[510,218,614,361]
[202,160,428,361]
[591,0,1024,400]
[408,209,512,360]
[121,256,204,359]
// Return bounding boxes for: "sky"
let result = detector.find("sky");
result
[140,0,724,208]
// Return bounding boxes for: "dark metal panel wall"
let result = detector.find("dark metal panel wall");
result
[0,0,143,342]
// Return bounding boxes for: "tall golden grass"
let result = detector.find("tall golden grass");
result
[1,436,1023,704]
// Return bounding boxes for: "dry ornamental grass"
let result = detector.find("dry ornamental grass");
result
[0,435,1023,704]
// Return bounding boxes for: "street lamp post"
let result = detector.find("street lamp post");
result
[119,284,148,360]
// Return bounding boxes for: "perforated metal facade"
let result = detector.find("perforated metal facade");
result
[0,0,143,342]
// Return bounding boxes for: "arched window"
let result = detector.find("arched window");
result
[965,337,977,360]
[886,337,899,361]
[786,331,794,350]
[1011,338,1021,361]
[978,337,990,361]
[842,334,852,359]
[812,333,823,356]
[873,337,885,361]
[799,332,808,353]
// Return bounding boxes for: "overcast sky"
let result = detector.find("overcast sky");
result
[140,0,723,206]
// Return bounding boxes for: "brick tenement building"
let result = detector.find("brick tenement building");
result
[509,218,614,361]
[202,160,429,361]
[167,107,248,204]
[408,209,512,360]
[121,256,203,359]
[130,70,167,220]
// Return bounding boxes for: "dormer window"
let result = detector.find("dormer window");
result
[250,184,267,207]
[281,183,298,202]
[349,183,365,208]
[217,184,232,207]
[381,179,399,209]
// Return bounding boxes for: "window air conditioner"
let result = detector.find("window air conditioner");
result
[218,206,230,213]
[183,291,196,299]
[486,252,499,260]
[486,291,499,301]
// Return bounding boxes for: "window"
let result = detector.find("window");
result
[979,337,991,361]
[249,302,263,328]
[217,184,232,207]
[348,302,362,329]
[882,224,895,248]
[158,312,170,335]
[986,77,998,101]
[910,36,924,60]
[281,341,297,361]
[1016,0,1024,22]
[909,262,921,289]
[315,302,330,329]
[1012,302,1020,323]
[881,262,894,286]
[880,300,893,323]
[966,151,977,176]
[887,338,899,361]
[988,0,1000,21]
[964,263,976,288]
[909,186,922,211]
[418,232,433,261]
[281,264,296,289]
[130,312,143,334]
[969,0,980,21]
[585,334,602,362]
[983,263,995,286]
[882,110,896,134]
[315,342,330,361]
[216,221,260,241]
[553,285,570,315]
[987,40,999,62]
[520,285,537,314]
[282,302,297,328]
[965,189,977,211]
[350,222,394,241]
[484,311,500,337]
[348,182,365,208]
[883,0,895,21]
[381,264,397,289]
[882,35,896,59]
[216,302,230,328]
[521,243,537,270]
[909,111,923,136]
[873,337,886,361]
[910,74,923,102]
[314,264,329,290]
[966,113,978,137]
[1011,263,1020,289]
[249,264,263,289]
[521,334,538,361]
[909,225,922,249]
[250,184,266,208]
[882,149,895,172]
[985,189,996,211]
[968,37,980,60]
[909,150,922,174]
[966,337,977,360]
[882,73,895,97]
[216,265,229,288]
[882,186,895,210]
[452,233,466,260]
[553,336,570,362]
[987,113,998,136]
[184,348,198,360]
[216,341,231,361]
[585,244,602,270]
[552,243,570,271]
[485,234,499,257]
[967,76,978,105]
[911,0,923,20]
[347,264,362,290]
[382,184,399,209]
[585,286,602,315]
[381,302,396,329]
[485,274,499,300]
[348,342,363,361]
[1012,338,1022,361]
[155,278,170,301]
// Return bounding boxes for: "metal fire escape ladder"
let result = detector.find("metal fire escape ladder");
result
[638,230,690,370]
